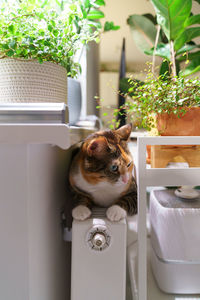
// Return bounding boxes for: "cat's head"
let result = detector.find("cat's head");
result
[80,124,133,184]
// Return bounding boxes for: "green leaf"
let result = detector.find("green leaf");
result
[41,0,48,8]
[142,13,157,25]
[50,20,56,27]
[9,40,17,49]
[176,43,199,56]
[48,25,53,32]
[84,0,90,8]
[87,10,105,19]
[176,59,180,74]
[95,0,105,6]
[82,9,87,18]
[53,29,59,37]
[38,30,45,37]
[88,20,102,29]
[150,0,192,40]
[180,57,200,76]
[174,27,200,50]
[7,49,15,56]
[104,21,120,31]
[127,14,161,52]
[38,57,43,64]
[80,5,87,18]
[185,14,200,26]
[22,49,28,56]
[144,43,171,60]
[29,44,35,50]
[2,44,9,50]
[159,59,170,76]
[8,24,15,34]
[177,50,200,62]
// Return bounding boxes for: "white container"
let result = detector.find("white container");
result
[71,208,127,300]
[150,244,200,294]
[67,77,81,125]
[0,58,67,103]
[150,189,200,294]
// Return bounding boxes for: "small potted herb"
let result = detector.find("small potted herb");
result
[122,74,200,135]
[0,0,119,103]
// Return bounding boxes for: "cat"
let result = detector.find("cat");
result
[69,123,137,222]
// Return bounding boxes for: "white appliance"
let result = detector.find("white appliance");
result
[71,208,127,300]
[150,188,200,294]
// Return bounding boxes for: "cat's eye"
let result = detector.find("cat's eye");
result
[127,161,132,168]
[110,164,118,172]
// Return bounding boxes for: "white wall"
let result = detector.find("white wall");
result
[99,0,157,126]
[100,0,200,67]
[100,0,155,68]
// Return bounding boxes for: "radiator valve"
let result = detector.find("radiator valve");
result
[87,225,111,251]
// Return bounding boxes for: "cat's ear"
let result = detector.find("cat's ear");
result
[115,123,132,141]
[87,136,108,158]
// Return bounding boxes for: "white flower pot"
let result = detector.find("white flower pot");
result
[67,77,81,124]
[0,59,67,103]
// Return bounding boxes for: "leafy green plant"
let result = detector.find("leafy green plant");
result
[118,73,200,132]
[0,0,119,77]
[109,0,200,132]
[127,0,200,77]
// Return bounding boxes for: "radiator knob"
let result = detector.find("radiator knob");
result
[92,233,106,248]
[87,225,111,251]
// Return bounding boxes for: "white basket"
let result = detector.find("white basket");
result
[0,59,67,103]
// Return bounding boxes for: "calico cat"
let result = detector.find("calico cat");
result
[69,123,137,222]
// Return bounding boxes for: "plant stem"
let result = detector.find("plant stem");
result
[11,13,35,21]
[170,40,176,78]
[152,25,160,76]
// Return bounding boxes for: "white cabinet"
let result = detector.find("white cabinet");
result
[136,136,200,300]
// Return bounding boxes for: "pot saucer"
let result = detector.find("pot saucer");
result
[175,186,199,200]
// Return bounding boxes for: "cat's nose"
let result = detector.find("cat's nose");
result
[121,173,129,184]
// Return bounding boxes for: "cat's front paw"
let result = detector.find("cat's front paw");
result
[72,205,91,221]
[106,205,127,222]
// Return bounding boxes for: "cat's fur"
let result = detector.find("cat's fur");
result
[69,124,137,221]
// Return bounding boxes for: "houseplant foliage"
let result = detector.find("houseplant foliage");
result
[127,0,200,77]
[0,0,119,78]
[121,73,200,133]
[110,0,200,134]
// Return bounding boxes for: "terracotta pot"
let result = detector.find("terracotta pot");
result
[146,145,151,164]
[156,107,200,136]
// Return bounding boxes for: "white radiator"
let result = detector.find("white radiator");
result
[71,208,127,300]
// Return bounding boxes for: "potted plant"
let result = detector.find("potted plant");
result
[0,0,119,103]
[115,0,200,136]
[122,73,200,135]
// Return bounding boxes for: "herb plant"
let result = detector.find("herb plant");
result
[118,73,200,132]
[0,0,119,77]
